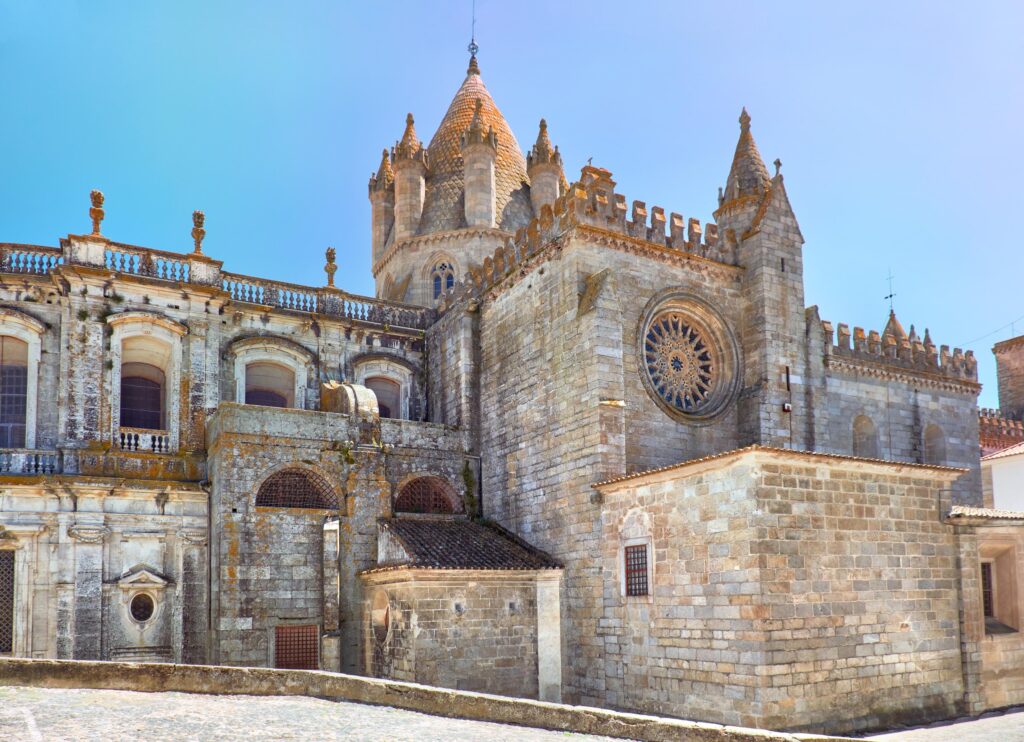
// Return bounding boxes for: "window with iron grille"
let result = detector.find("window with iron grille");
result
[256,468,339,510]
[0,337,28,448]
[0,550,14,653]
[120,363,164,430]
[624,544,649,597]
[394,476,456,514]
[274,624,319,670]
[981,562,994,618]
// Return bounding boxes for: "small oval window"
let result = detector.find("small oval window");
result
[130,593,155,622]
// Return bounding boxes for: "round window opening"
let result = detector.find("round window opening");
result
[130,593,155,623]
[639,294,739,422]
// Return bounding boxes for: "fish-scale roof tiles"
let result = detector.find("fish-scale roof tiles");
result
[417,58,534,235]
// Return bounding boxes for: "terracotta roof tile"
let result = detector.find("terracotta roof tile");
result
[368,518,561,572]
[418,64,533,235]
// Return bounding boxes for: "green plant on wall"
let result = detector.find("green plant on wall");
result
[462,459,477,517]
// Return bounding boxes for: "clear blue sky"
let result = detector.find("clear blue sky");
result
[1,1,1021,406]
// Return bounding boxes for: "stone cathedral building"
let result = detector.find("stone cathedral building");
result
[1,52,1022,734]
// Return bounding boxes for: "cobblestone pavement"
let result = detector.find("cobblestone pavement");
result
[0,686,624,742]
[867,706,1024,741]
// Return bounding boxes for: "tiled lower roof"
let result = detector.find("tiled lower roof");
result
[367,517,562,573]
[593,444,967,489]
[948,505,1024,520]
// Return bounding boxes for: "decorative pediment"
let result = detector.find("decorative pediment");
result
[116,564,172,589]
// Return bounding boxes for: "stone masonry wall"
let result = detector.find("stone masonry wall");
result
[595,450,967,735]
[206,404,469,672]
[477,230,747,705]
[363,570,540,698]
[995,337,1024,419]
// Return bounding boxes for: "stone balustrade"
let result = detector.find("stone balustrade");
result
[0,244,63,275]
[0,449,63,475]
[105,244,191,282]
[0,240,432,331]
[118,427,172,454]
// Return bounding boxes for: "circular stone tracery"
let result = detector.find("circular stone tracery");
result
[638,292,740,423]
[644,312,715,413]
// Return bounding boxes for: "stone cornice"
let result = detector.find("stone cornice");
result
[824,354,981,394]
[467,224,741,310]
[994,335,1024,354]
[573,224,742,281]
[372,227,510,278]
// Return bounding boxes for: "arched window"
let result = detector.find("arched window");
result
[924,423,946,465]
[431,262,455,300]
[852,415,879,458]
[0,337,28,448]
[394,476,457,514]
[256,468,339,510]
[120,362,165,430]
[365,377,401,419]
[245,362,295,408]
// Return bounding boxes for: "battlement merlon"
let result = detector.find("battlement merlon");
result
[435,163,740,314]
[818,314,978,385]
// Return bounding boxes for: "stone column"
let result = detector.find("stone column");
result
[68,523,108,660]
[179,528,209,664]
[321,518,341,672]
[536,572,562,703]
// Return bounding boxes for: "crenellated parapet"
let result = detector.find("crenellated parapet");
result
[979,408,1024,455]
[820,314,979,390]
[436,164,736,313]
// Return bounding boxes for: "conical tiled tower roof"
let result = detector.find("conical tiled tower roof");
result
[417,55,533,235]
[722,108,771,205]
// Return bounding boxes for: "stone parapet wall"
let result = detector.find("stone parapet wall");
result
[0,659,849,742]
[594,448,969,734]
[361,569,545,699]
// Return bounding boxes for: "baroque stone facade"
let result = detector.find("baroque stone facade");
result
[0,50,1019,735]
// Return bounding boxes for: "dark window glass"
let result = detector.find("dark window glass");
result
[0,550,13,652]
[0,338,27,449]
[625,544,649,596]
[121,375,163,430]
[130,593,155,622]
[245,389,288,408]
[433,274,442,300]
[981,563,994,618]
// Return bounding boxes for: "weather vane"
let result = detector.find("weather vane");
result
[884,268,896,311]
[468,0,479,56]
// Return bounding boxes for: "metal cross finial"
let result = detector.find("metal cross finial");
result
[467,0,479,56]
[884,268,896,311]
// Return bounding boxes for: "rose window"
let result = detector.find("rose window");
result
[644,312,715,413]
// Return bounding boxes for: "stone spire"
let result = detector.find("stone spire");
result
[719,108,771,207]
[369,148,394,193]
[392,113,427,241]
[467,52,480,76]
[528,119,563,213]
[882,309,908,343]
[527,119,562,170]
[394,113,425,163]
[461,98,496,148]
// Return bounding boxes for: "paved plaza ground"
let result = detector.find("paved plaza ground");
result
[866,706,1024,742]
[1,685,1022,741]
[0,686,617,742]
